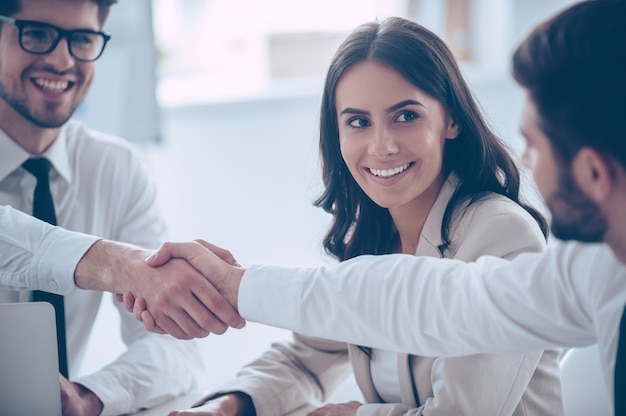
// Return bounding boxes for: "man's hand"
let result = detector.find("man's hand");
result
[59,375,103,416]
[146,239,245,309]
[127,240,246,334]
[74,240,245,339]
[121,240,245,335]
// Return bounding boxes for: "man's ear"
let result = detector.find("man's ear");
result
[571,147,614,204]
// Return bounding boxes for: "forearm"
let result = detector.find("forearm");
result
[74,239,150,294]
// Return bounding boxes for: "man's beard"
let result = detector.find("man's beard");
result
[0,67,81,128]
[547,166,607,242]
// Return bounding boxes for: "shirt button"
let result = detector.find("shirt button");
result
[48,280,59,290]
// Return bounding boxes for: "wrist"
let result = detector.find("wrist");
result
[74,240,148,293]
[224,266,245,309]
[75,383,104,416]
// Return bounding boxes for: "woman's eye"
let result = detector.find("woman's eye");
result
[396,111,418,123]
[348,117,369,128]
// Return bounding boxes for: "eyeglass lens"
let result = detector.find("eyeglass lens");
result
[21,23,105,61]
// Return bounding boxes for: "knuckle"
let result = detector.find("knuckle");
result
[206,291,227,310]
[153,291,174,309]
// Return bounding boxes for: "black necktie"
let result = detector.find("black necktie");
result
[22,158,69,379]
[616,304,626,415]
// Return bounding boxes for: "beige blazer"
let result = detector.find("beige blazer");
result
[201,175,563,416]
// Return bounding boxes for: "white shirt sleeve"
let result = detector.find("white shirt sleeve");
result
[0,205,99,294]
[239,242,604,357]
[240,242,626,403]
[74,307,203,415]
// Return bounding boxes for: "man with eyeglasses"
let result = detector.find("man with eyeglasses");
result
[0,1,202,415]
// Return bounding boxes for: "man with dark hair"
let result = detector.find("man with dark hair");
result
[139,0,626,413]
[0,0,117,31]
[0,1,203,414]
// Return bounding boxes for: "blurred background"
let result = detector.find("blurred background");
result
[74,0,610,414]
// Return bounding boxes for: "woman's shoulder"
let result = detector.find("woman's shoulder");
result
[448,193,546,260]
[463,192,535,219]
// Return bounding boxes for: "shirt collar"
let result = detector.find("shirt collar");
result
[0,125,72,183]
[43,127,72,183]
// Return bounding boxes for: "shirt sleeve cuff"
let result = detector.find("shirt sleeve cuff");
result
[239,264,309,328]
[31,227,100,294]
[73,373,132,416]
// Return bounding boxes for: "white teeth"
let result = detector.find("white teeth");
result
[34,78,69,93]
[369,163,411,178]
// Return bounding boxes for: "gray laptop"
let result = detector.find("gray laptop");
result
[0,302,62,416]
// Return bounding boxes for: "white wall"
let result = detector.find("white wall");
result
[74,1,160,143]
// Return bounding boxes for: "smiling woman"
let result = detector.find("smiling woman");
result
[316,17,549,261]
[335,61,460,251]
[170,16,564,416]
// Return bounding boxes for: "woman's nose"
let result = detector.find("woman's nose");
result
[370,125,399,157]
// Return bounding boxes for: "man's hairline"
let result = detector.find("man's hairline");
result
[1,0,114,27]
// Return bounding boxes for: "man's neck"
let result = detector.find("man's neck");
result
[0,98,62,154]
[606,228,626,266]
[0,121,60,155]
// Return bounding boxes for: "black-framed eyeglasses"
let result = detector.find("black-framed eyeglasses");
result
[0,15,111,62]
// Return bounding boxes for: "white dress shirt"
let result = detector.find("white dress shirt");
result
[239,241,626,406]
[0,204,98,293]
[0,120,202,416]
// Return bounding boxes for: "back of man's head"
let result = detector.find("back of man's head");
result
[512,0,626,168]
[0,0,118,27]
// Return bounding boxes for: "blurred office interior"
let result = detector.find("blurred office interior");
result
[75,1,610,414]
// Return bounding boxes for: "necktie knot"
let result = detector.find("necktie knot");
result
[22,157,53,182]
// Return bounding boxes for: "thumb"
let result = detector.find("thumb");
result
[194,239,240,266]
[145,246,170,267]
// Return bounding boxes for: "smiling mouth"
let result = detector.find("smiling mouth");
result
[368,162,413,178]
[32,78,73,93]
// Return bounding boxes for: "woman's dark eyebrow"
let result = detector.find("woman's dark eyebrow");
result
[340,107,369,116]
[387,99,424,113]
[340,100,424,116]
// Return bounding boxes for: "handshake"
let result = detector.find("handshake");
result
[76,239,248,340]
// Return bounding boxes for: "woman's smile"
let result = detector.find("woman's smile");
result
[367,162,414,178]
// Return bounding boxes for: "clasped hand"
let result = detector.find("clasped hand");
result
[118,239,246,339]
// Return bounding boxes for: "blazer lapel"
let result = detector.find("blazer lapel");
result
[418,173,458,257]
[398,353,420,407]
[348,344,381,403]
